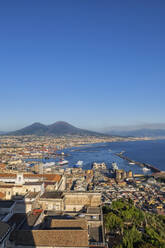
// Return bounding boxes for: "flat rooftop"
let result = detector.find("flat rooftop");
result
[7,214,26,230]
[40,191,63,199]
[87,207,101,214]
[89,226,103,243]
[0,200,15,208]
[50,218,88,230]
[24,182,43,185]
[0,221,10,240]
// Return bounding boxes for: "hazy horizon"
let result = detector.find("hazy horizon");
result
[1,121,165,132]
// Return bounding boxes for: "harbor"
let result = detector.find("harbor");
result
[24,142,163,175]
[115,152,161,173]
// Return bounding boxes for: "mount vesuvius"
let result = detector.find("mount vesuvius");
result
[4,121,108,137]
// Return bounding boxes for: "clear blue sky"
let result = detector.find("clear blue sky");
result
[0,0,165,131]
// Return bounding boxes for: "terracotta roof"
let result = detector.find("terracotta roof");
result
[0,173,61,182]
[44,182,55,186]
[0,185,14,188]
[0,173,16,178]
[0,164,6,168]
[10,230,88,247]
[23,174,43,178]
[24,173,61,182]
[43,174,61,182]
[0,192,5,199]
[50,219,88,230]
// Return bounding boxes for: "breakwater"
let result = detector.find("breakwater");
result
[115,152,161,173]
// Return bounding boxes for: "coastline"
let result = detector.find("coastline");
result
[63,139,165,174]
[115,152,161,173]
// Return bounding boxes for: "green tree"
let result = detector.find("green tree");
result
[139,243,155,248]
[114,245,123,248]
[123,225,142,248]
[111,200,128,211]
[145,226,165,247]
[105,212,123,234]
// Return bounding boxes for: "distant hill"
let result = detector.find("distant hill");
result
[106,128,165,137]
[5,121,108,137]
[0,131,6,134]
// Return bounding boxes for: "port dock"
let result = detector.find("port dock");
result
[115,152,161,173]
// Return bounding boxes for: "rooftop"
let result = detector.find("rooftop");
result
[40,191,63,199]
[0,221,10,241]
[24,182,43,185]
[0,173,16,178]
[0,200,15,208]
[0,173,61,182]
[25,192,39,199]
[87,207,101,215]
[7,214,26,229]
[10,230,89,247]
[50,218,88,230]
[89,226,103,243]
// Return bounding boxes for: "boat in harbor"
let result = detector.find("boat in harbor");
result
[43,162,56,167]
[129,162,135,165]
[74,160,83,168]
[111,162,118,171]
[142,167,151,172]
[57,159,69,166]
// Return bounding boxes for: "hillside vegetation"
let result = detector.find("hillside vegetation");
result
[103,199,165,248]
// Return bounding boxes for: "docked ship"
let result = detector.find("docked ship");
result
[142,167,150,172]
[43,162,56,167]
[74,160,83,168]
[57,159,69,166]
[111,162,118,171]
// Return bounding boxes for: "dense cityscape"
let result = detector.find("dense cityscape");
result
[0,135,165,247]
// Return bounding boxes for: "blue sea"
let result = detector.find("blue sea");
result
[61,139,165,174]
[29,139,165,174]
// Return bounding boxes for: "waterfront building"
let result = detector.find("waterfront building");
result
[126,170,133,178]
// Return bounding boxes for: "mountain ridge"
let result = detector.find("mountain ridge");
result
[3,121,109,137]
[106,128,165,137]
[0,131,6,134]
